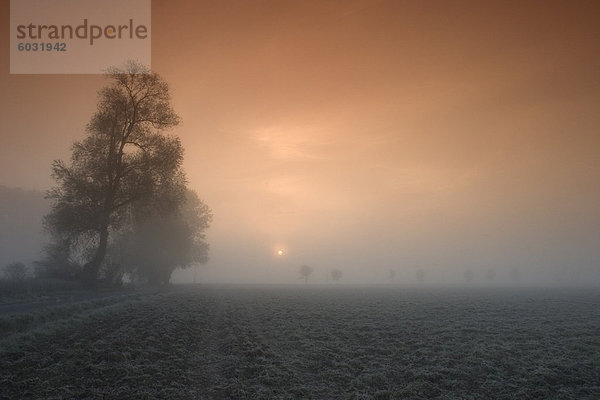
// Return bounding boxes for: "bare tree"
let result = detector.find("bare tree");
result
[388,269,396,281]
[299,265,313,284]
[331,268,343,282]
[44,62,182,286]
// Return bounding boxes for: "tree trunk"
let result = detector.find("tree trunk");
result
[81,225,109,287]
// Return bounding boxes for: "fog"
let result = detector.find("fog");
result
[0,186,48,268]
[1,1,599,287]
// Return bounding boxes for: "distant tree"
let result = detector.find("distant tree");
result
[120,190,212,285]
[464,268,475,283]
[44,62,182,286]
[3,262,27,282]
[331,268,343,282]
[416,268,425,284]
[299,265,313,284]
[388,269,396,281]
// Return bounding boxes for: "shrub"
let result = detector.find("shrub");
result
[3,262,27,282]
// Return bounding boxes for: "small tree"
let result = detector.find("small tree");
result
[331,268,343,282]
[388,269,396,281]
[299,265,313,284]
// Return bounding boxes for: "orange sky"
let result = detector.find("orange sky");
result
[1,0,599,283]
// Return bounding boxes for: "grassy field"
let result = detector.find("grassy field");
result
[1,285,599,399]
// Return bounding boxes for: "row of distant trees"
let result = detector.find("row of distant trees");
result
[294,266,526,284]
[405,267,523,284]
[298,265,343,283]
[33,62,212,288]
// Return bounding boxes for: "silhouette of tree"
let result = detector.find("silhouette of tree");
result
[331,268,343,282]
[44,62,182,286]
[388,269,396,281]
[299,265,313,284]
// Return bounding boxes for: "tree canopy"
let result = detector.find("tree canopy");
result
[119,190,212,285]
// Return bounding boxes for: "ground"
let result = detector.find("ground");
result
[1,285,599,399]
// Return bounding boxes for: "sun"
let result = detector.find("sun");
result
[277,249,284,256]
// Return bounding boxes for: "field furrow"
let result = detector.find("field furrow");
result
[1,286,599,399]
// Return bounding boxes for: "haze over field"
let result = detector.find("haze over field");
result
[1,1,599,284]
